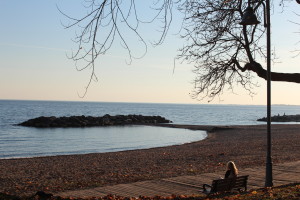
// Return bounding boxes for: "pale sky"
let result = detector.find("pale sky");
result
[0,0,300,105]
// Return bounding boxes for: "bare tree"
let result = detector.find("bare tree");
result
[177,0,300,101]
[59,0,175,96]
[61,0,300,101]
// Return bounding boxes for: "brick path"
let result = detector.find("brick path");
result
[56,161,300,198]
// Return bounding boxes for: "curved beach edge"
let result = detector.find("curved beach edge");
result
[0,124,300,196]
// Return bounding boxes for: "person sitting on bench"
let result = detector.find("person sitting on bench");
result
[203,161,239,193]
[224,161,239,179]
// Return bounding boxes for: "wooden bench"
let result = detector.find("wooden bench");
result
[203,175,249,195]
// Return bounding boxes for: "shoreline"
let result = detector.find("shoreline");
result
[1,124,300,196]
[0,124,208,160]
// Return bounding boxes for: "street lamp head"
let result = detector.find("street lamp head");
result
[240,7,260,26]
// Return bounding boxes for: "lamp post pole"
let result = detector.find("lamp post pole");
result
[265,0,273,187]
[239,0,273,187]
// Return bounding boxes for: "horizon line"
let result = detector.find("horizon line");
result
[0,98,299,106]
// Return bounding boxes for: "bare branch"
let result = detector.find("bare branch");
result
[60,0,177,96]
[61,0,300,101]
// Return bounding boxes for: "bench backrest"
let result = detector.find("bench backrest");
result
[210,175,248,193]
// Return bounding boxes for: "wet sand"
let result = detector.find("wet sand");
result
[0,124,299,196]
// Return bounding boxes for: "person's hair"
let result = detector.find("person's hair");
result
[227,161,238,176]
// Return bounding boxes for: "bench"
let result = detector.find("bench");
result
[203,175,249,195]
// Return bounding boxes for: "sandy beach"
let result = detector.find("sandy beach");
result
[1,124,299,196]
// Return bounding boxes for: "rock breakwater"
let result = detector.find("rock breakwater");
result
[257,114,300,122]
[18,115,172,128]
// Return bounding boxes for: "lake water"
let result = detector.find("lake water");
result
[1,100,300,159]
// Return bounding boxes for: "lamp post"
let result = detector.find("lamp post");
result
[240,0,273,187]
[265,0,273,187]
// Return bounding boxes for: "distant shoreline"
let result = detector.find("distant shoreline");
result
[1,124,300,196]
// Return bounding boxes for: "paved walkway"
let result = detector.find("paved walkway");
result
[56,161,300,198]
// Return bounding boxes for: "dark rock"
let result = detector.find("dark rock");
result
[18,115,172,128]
[34,191,53,199]
[257,114,300,122]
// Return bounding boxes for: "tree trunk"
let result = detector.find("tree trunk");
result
[246,62,300,83]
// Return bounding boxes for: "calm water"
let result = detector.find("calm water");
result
[1,100,300,159]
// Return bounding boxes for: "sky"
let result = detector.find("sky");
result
[0,0,300,105]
